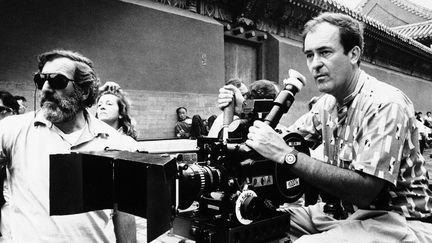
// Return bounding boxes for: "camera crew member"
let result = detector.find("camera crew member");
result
[0,50,137,242]
[219,12,432,242]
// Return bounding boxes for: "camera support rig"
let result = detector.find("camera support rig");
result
[48,70,318,243]
[173,71,310,242]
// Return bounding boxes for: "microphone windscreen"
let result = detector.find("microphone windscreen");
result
[284,78,304,91]
[284,69,306,91]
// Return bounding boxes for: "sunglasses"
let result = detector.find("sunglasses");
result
[33,73,74,90]
[0,106,13,115]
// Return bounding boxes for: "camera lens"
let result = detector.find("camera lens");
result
[178,164,226,209]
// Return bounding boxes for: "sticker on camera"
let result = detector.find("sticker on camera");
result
[286,178,300,189]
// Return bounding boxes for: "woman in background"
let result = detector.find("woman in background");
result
[96,82,146,241]
[96,83,137,139]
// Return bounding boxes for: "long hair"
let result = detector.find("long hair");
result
[96,89,137,139]
[207,114,217,131]
[248,80,279,99]
[190,114,207,139]
[37,49,100,107]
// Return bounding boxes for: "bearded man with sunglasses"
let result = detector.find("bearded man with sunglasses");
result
[0,49,138,242]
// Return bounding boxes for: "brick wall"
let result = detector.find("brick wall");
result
[0,0,225,140]
[2,0,432,141]
[1,80,37,112]
[125,89,220,140]
[0,80,220,140]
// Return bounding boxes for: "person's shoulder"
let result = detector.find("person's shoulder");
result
[90,116,127,137]
[0,112,35,129]
[362,72,412,107]
[0,113,36,144]
[89,117,139,150]
[312,94,336,111]
[111,133,139,151]
[112,131,138,147]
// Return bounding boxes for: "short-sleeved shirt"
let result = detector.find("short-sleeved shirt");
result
[0,110,138,242]
[289,70,432,219]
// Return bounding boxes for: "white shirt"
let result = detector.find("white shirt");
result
[0,110,138,242]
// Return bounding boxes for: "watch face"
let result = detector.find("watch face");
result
[285,153,296,164]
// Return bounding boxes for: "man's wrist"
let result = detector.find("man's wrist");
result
[283,148,299,166]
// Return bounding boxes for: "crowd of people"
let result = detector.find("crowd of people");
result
[0,11,431,243]
[415,111,432,154]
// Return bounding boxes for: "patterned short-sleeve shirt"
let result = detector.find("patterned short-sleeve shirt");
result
[290,70,432,219]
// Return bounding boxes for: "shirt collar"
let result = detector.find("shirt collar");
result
[33,110,53,128]
[340,69,366,107]
[33,109,108,138]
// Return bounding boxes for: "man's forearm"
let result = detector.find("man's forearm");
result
[244,120,386,207]
[292,152,385,207]
[113,211,136,243]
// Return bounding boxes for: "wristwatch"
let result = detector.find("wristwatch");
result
[284,149,299,165]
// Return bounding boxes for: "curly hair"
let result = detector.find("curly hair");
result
[96,89,137,139]
[248,79,279,99]
[37,49,100,107]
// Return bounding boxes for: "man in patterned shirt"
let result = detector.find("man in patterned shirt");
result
[220,12,432,242]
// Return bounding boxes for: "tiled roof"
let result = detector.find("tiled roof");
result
[356,0,432,20]
[392,20,432,40]
[302,0,432,55]
[355,0,369,10]
[389,0,432,20]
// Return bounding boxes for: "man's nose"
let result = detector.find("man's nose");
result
[310,55,324,71]
[41,80,53,92]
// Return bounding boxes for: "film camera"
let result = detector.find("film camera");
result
[173,75,313,242]
[50,71,341,242]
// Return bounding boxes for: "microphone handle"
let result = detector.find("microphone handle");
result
[264,85,299,128]
[222,101,234,144]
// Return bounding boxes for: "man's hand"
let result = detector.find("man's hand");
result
[217,84,245,115]
[245,120,293,164]
[99,81,121,93]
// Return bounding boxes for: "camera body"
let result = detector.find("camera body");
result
[174,99,310,242]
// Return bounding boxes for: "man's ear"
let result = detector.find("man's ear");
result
[80,87,90,101]
[349,46,361,64]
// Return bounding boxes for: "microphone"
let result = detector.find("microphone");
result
[264,69,306,128]
[227,69,306,154]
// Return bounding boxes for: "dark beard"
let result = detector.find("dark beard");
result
[40,89,84,123]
